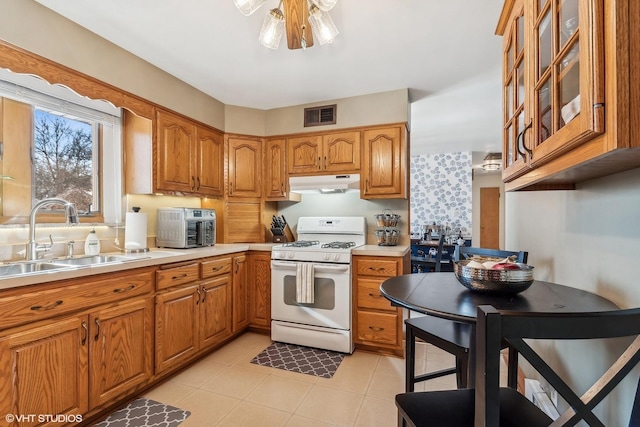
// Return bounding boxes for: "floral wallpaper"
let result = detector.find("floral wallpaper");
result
[410,152,472,237]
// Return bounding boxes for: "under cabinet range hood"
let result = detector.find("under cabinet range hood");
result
[289,174,360,193]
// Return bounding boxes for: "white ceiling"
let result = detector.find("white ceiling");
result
[34,0,505,167]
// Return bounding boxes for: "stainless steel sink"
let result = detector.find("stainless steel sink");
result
[0,261,70,277]
[51,254,141,266]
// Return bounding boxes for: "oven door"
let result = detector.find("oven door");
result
[271,260,351,330]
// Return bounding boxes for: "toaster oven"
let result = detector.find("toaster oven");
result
[156,207,216,248]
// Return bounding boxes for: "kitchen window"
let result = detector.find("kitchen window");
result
[0,68,122,224]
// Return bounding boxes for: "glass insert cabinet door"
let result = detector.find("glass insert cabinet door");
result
[499,0,604,181]
[501,0,528,182]
[529,0,604,167]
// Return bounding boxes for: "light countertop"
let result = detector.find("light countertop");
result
[1,242,408,291]
[353,244,410,257]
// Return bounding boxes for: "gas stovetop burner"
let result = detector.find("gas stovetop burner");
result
[282,240,320,248]
[321,241,357,249]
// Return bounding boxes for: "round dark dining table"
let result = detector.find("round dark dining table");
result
[380,272,619,322]
[380,272,619,387]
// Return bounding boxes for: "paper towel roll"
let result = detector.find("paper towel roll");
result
[125,212,148,251]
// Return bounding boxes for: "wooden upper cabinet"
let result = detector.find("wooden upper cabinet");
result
[361,125,407,199]
[322,131,360,172]
[496,0,640,190]
[287,131,360,175]
[287,135,322,174]
[500,0,529,182]
[154,108,224,197]
[264,138,288,199]
[227,136,262,198]
[525,0,604,167]
[196,126,224,197]
[156,109,197,193]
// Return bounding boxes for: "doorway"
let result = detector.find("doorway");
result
[480,187,500,249]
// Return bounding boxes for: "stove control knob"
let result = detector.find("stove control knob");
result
[274,252,283,259]
[333,254,341,261]
[323,253,330,261]
[288,252,295,259]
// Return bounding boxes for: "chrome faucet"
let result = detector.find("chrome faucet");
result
[26,198,79,261]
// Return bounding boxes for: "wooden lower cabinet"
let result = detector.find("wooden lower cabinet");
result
[89,297,154,409]
[232,255,249,332]
[0,296,153,426]
[248,252,271,332]
[353,254,409,356]
[0,316,89,426]
[200,275,232,348]
[155,284,201,373]
[0,253,249,425]
[156,256,236,374]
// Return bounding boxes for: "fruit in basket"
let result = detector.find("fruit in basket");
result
[492,262,522,270]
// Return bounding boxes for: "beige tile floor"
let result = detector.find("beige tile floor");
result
[143,332,505,427]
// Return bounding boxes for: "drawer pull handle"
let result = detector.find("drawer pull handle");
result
[113,284,136,293]
[211,266,223,272]
[30,300,63,311]
[368,293,382,298]
[94,318,100,341]
[367,267,386,272]
[172,273,188,280]
[369,326,385,332]
[81,321,88,346]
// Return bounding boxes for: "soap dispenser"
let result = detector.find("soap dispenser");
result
[84,228,101,255]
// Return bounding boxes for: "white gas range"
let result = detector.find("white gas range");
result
[271,217,366,353]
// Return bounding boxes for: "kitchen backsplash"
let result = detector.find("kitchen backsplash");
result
[410,152,472,236]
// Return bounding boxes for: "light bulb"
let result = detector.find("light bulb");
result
[308,4,338,45]
[259,8,285,49]
[234,0,267,16]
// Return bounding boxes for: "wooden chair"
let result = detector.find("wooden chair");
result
[405,248,528,391]
[397,305,640,427]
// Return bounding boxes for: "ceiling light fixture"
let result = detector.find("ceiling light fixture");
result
[482,152,502,172]
[234,0,338,50]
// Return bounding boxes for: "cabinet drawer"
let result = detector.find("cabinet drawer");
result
[200,257,232,279]
[356,311,398,346]
[356,258,398,277]
[357,278,395,312]
[156,262,199,290]
[0,270,153,330]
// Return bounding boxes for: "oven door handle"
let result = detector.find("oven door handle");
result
[271,261,349,273]
[313,265,349,273]
[271,261,299,269]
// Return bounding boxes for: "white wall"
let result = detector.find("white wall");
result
[277,192,409,246]
[505,166,640,425]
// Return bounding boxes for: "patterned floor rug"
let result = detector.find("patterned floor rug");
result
[250,341,345,378]
[93,398,190,427]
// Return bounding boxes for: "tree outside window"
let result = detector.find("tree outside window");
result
[33,109,96,213]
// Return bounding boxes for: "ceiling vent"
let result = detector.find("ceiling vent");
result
[304,104,337,127]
